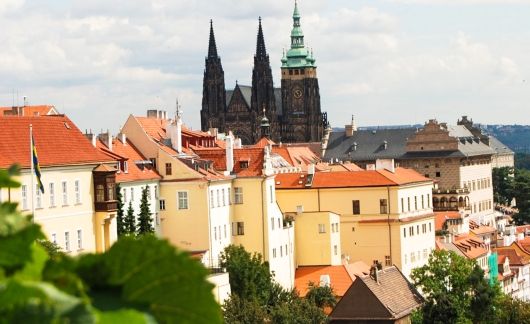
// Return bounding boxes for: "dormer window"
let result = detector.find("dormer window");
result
[239,161,249,169]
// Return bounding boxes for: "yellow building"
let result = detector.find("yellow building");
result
[276,165,435,279]
[0,115,118,254]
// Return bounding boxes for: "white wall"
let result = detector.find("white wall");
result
[399,218,436,280]
[206,181,232,267]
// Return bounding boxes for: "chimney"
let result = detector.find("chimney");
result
[209,127,218,137]
[370,260,380,284]
[234,137,242,149]
[99,131,113,151]
[147,109,158,118]
[226,132,234,173]
[308,163,315,175]
[120,133,127,145]
[345,115,357,137]
[375,159,395,173]
[84,130,97,147]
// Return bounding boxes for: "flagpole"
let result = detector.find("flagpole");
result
[30,124,35,222]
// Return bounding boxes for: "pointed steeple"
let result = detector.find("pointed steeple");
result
[208,19,218,58]
[255,17,268,61]
[283,1,315,68]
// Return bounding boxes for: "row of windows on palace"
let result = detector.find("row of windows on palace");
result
[20,181,82,210]
[165,186,260,211]
[400,158,491,169]
[51,229,83,253]
[463,177,492,191]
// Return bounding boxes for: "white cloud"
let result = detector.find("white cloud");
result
[387,0,530,4]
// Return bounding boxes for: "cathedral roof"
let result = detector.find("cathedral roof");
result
[225,85,283,116]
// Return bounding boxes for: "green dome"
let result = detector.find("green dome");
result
[282,1,316,69]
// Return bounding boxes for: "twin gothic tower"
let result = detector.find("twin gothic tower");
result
[200,2,328,144]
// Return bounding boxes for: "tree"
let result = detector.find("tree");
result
[115,183,126,237]
[305,281,337,309]
[492,166,514,205]
[124,201,136,235]
[0,165,222,323]
[511,168,530,224]
[137,186,154,235]
[411,250,501,323]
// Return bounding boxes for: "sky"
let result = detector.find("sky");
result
[1,0,530,134]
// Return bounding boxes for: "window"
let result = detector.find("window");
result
[421,195,425,209]
[401,198,404,213]
[414,196,418,210]
[318,224,326,233]
[49,183,55,207]
[270,185,274,203]
[96,184,105,202]
[123,161,128,173]
[234,187,243,204]
[77,229,83,250]
[65,232,70,252]
[107,183,115,201]
[427,194,431,208]
[422,224,427,233]
[222,189,226,206]
[210,190,214,206]
[131,188,134,201]
[214,227,217,240]
[334,245,338,256]
[407,197,411,211]
[224,224,227,238]
[178,192,188,210]
[154,185,158,199]
[159,199,166,211]
[237,222,244,235]
[62,181,68,205]
[35,184,42,209]
[271,217,275,230]
[216,189,220,207]
[278,218,281,229]
[51,233,57,244]
[239,161,249,169]
[409,226,414,236]
[146,186,151,200]
[403,228,407,238]
[417,225,420,234]
[123,188,127,202]
[165,163,172,175]
[380,199,388,214]
[273,248,277,258]
[385,255,391,266]
[21,185,28,210]
[404,254,408,264]
[352,200,360,214]
[435,172,441,177]
[75,180,81,204]
[411,252,416,263]
[227,188,231,204]
[286,244,288,255]
[149,158,157,170]
[423,249,428,260]
[280,246,283,257]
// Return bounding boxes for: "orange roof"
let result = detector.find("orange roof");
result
[193,147,266,177]
[97,138,161,183]
[453,234,488,259]
[0,115,114,169]
[496,248,530,266]
[516,225,530,234]
[276,168,431,189]
[469,220,496,236]
[0,105,58,117]
[135,116,168,142]
[253,137,276,148]
[434,211,461,231]
[295,265,354,297]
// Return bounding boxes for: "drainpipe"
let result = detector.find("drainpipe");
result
[318,188,321,211]
[261,177,266,259]
[387,185,392,265]
[207,180,213,268]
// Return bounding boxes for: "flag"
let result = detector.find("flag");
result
[32,135,44,194]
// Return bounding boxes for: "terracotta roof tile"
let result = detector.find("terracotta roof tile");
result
[295,265,354,297]
[434,211,461,231]
[0,115,114,169]
[0,105,58,116]
[193,147,265,177]
[97,138,161,183]
[496,248,530,266]
[453,234,488,259]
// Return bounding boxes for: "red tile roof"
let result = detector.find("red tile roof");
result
[0,115,114,169]
[295,265,354,297]
[275,168,431,189]
[453,234,488,259]
[434,211,461,231]
[0,105,58,117]
[469,220,496,236]
[193,147,266,177]
[97,138,161,183]
[253,137,276,148]
[496,248,530,266]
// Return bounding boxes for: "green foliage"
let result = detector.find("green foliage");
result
[492,166,514,205]
[411,250,501,324]
[496,295,530,323]
[116,183,126,237]
[305,281,337,309]
[220,245,327,323]
[220,245,273,304]
[512,168,530,224]
[137,186,154,235]
[125,201,136,235]
[515,152,530,170]
[0,165,222,323]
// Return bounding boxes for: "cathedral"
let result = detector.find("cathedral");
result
[200,2,328,144]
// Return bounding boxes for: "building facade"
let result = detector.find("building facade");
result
[200,2,327,144]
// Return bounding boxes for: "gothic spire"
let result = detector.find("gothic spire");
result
[255,17,268,61]
[208,19,218,58]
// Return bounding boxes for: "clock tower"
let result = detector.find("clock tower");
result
[280,1,324,142]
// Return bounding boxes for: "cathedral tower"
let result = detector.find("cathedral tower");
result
[280,1,323,142]
[201,20,226,132]
[251,18,279,142]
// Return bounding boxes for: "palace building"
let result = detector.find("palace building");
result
[200,2,328,144]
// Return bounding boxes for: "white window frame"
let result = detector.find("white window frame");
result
[178,191,189,210]
[74,180,81,204]
[51,233,57,245]
[21,184,28,210]
[77,229,83,250]
[35,184,42,209]
[159,199,166,211]
[318,224,326,234]
[130,187,134,201]
[234,187,243,204]
[61,181,68,206]
[64,231,70,252]
[49,183,55,207]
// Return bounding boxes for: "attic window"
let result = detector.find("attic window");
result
[239,161,249,169]
[64,122,70,129]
